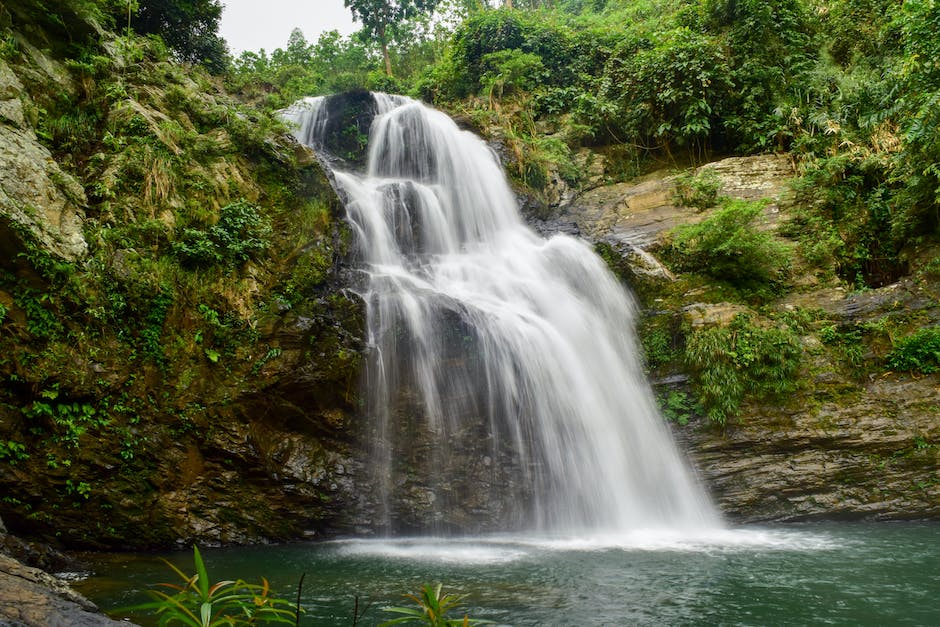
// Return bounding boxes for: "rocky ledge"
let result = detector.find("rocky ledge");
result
[554,153,940,522]
[0,554,129,627]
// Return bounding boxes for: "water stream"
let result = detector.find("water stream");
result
[282,93,717,534]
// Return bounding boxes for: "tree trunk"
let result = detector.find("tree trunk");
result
[379,24,393,77]
[504,0,513,8]
[383,43,393,77]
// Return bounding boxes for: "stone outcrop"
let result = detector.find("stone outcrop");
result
[562,153,794,247]
[679,371,940,522]
[559,153,940,523]
[0,57,87,262]
[0,552,131,627]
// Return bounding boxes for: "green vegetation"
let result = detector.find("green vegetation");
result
[685,314,803,425]
[672,169,723,211]
[0,0,360,549]
[24,390,109,449]
[125,554,490,627]
[132,0,228,72]
[887,327,940,375]
[0,440,29,465]
[127,546,299,625]
[658,390,699,426]
[344,0,443,77]
[173,200,272,268]
[211,0,940,237]
[641,327,680,372]
[1,0,939,553]
[664,199,792,297]
[819,323,867,374]
[381,583,492,627]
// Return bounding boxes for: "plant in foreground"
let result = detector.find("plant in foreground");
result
[126,545,299,626]
[380,583,493,627]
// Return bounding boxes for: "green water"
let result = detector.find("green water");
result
[74,523,940,626]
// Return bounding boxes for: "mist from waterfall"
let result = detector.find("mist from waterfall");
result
[284,93,720,535]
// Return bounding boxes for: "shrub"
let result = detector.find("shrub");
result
[701,0,817,150]
[672,168,723,210]
[685,314,803,425]
[792,152,906,288]
[641,327,680,371]
[658,390,699,426]
[480,49,547,101]
[665,198,792,294]
[445,9,575,98]
[131,0,228,74]
[599,27,733,152]
[887,327,940,374]
[819,323,866,373]
[125,545,299,625]
[173,200,272,268]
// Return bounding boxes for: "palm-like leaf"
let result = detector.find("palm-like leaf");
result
[379,583,493,627]
[120,546,300,626]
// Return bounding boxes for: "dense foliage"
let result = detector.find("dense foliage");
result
[132,0,228,73]
[685,314,803,425]
[15,0,938,269]
[665,198,792,297]
[215,0,936,273]
[0,5,355,547]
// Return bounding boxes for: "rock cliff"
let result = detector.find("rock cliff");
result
[555,154,940,522]
[0,10,369,549]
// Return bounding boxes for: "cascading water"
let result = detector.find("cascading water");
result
[284,92,719,535]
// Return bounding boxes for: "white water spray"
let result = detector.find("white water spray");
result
[284,94,719,534]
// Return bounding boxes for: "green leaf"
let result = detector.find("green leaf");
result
[193,546,210,600]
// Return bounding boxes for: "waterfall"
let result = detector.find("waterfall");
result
[284,93,719,535]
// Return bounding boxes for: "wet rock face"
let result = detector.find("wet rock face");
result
[693,272,940,522]
[352,389,536,536]
[318,89,377,170]
[562,153,940,523]
[0,46,368,549]
[0,552,132,626]
[676,374,940,523]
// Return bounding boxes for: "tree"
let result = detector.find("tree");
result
[344,0,442,76]
[133,0,228,73]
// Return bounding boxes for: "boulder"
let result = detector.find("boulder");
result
[0,552,132,627]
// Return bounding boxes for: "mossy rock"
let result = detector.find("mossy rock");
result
[318,89,377,169]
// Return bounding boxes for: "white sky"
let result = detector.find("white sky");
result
[219,0,360,55]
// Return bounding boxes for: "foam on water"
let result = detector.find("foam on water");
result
[325,528,840,566]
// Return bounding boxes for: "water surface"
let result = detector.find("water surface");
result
[75,522,940,626]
